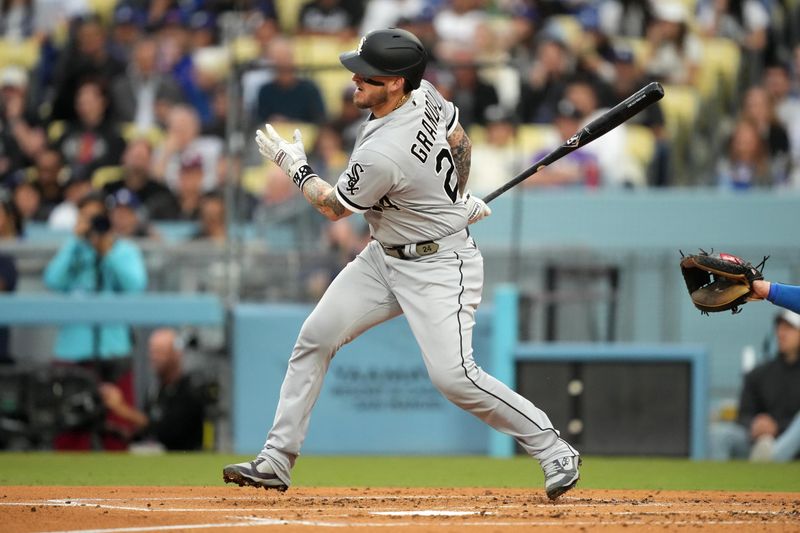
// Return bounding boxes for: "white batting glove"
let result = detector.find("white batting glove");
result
[465,190,492,224]
[255,124,316,189]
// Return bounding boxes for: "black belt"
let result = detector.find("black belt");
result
[381,229,470,260]
[383,240,440,260]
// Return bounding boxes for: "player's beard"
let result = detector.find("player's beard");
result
[353,85,388,110]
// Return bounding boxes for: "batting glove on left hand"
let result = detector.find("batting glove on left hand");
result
[256,124,316,189]
[465,190,492,224]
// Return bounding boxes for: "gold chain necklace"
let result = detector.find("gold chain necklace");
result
[393,93,409,111]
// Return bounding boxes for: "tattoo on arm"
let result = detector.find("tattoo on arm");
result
[448,123,472,194]
[302,176,349,220]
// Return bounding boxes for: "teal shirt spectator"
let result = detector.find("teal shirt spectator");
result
[43,236,148,361]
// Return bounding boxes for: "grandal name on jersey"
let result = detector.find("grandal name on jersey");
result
[410,92,443,164]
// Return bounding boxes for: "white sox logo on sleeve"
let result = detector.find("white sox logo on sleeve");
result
[345,162,363,194]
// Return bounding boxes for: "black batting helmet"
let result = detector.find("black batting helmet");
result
[339,28,427,90]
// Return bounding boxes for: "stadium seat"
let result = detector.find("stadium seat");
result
[469,124,559,157]
[0,38,40,70]
[276,0,305,33]
[86,0,116,26]
[611,37,648,68]
[659,84,701,182]
[696,37,741,104]
[468,125,487,144]
[47,120,65,143]
[658,85,700,140]
[625,124,657,169]
[241,164,272,195]
[90,165,123,189]
[516,124,559,156]
[546,15,584,50]
[311,68,353,118]
[268,122,318,149]
[293,35,358,68]
[231,36,261,65]
[121,123,165,145]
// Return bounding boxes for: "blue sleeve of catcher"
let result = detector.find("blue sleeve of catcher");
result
[768,282,800,314]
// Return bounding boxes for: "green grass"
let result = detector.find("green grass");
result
[1,453,798,492]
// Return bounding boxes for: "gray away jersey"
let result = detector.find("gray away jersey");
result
[334,80,470,246]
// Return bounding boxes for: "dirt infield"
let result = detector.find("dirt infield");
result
[1,486,798,532]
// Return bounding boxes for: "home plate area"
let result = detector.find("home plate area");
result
[1,486,798,532]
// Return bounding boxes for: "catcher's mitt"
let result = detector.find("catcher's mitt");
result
[679,250,768,314]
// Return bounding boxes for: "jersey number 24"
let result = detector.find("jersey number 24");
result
[435,148,458,203]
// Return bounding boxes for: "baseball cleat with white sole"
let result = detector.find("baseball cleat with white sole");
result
[543,455,581,500]
[222,457,289,492]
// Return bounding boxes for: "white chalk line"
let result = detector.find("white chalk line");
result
[38,517,800,533]
[8,495,797,533]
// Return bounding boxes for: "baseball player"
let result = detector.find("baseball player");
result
[223,28,581,500]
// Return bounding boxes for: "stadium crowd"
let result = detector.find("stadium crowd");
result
[1,0,800,248]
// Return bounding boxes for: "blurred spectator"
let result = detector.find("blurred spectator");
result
[202,83,228,138]
[468,105,527,195]
[0,195,23,239]
[174,151,205,220]
[297,0,363,39]
[47,175,93,231]
[108,3,147,64]
[739,85,791,184]
[259,163,301,207]
[111,36,184,129]
[99,328,207,451]
[518,36,573,124]
[643,1,702,86]
[11,175,44,222]
[152,104,223,191]
[331,85,364,151]
[54,78,126,183]
[0,253,17,365]
[0,0,34,41]
[188,10,218,49]
[307,123,349,178]
[43,192,147,449]
[696,0,772,86]
[716,119,774,189]
[436,46,499,127]
[597,0,655,38]
[574,5,617,86]
[709,310,800,462]
[192,190,226,243]
[764,61,800,186]
[185,46,229,128]
[49,16,125,122]
[107,187,157,239]
[432,0,489,51]
[526,99,601,189]
[103,138,180,221]
[153,9,194,102]
[304,218,369,300]
[564,79,644,187]
[359,0,428,34]
[29,148,66,218]
[246,2,281,57]
[607,46,670,186]
[256,37,327,125]
[0,66,46,178]
[43,192,148,357]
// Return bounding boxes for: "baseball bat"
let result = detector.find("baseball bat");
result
[482,81,665,203]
